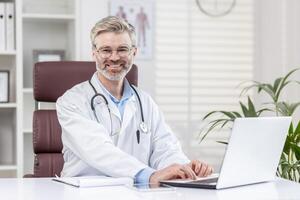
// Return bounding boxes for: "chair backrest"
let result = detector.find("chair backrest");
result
[26,61,138,177]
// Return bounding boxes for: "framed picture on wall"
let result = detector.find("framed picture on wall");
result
[109,0,154,60]
[0,71,9,103]
[33,49,65,63]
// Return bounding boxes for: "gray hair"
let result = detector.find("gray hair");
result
[90,16,136,48]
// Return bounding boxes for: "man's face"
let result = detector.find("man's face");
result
[92,32,136,81]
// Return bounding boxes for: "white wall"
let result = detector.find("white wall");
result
[254,0,300,118]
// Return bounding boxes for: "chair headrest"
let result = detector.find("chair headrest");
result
[34,61,138,102]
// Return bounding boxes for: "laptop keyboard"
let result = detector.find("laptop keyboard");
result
[190,177,219,184]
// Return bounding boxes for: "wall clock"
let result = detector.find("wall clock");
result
[195,0,236,17]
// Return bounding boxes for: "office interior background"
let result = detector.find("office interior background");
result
[0,0,299,178]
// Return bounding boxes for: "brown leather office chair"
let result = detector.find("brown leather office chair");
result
[24,61,138,177]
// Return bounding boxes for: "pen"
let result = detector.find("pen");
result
[136,130,140,144]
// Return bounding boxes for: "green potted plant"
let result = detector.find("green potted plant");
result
[199,68,300,182]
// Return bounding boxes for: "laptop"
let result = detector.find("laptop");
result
[161,117,292,189]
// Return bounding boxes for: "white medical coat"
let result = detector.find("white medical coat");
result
[56,74,189,178]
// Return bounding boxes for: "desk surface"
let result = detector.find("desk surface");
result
[0,178,300,200]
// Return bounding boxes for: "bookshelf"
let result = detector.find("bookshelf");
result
[21,0,80,177]
[0,0,80,178]
[0,0,19,178]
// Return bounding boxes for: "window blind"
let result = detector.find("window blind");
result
[155,0,254,169]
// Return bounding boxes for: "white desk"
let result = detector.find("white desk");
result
[0,178,299,200]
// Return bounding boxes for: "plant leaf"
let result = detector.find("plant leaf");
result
[273,77,282,93]
[202,111,224,120]
[276,102,290,116]
[275,68,300,101]
[221,119,233,128]
[264,84,277,101]
[216,141,228,145]
[282,123,294,154]
[218,111,237,120]
[199,117,236,144]
[239,81,259,96]
[256,108,272,116]
[294,121,300,143]
[277,102,300,116]
[239,102,249,117]
[289,102,300,115]
[282,137,291,155]
[199,120,227,142]
[239,97,257,117]
[290,143,300,161]
[232,111,242,118]
[247,96,257,116]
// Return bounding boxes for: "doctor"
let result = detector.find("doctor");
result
[56,16,213,184]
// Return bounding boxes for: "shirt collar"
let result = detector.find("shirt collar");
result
[93,73,133,104]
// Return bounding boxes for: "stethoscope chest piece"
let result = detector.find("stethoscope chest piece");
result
[140,122,148,133]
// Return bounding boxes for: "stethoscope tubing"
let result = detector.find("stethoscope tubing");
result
[88,79,146,143]
[89,79,113,133]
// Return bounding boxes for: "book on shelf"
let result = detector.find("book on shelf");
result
[5,2,15,51]
[0,3,5,51]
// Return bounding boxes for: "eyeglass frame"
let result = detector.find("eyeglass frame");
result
[93,44,136,59]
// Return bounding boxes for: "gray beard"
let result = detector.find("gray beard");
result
[96,63,132,81]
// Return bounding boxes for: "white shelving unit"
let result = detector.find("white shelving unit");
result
[0,165,18,170]
[0,0,20,178]
[0,0,80,178]
[21,0,80,177]
[0,103,17,108]
[23,13,76,21]
[0,51,17,55]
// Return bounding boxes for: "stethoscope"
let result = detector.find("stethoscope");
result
[88,79,148,144]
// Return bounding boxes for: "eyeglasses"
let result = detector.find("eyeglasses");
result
[94,45,135,59]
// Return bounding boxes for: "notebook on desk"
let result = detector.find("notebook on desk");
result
[161,117,292,189]
[52,176,133,187]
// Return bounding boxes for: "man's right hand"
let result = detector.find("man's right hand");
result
[149,164,197,185]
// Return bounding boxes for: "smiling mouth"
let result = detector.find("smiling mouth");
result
[104,62,125,67]
[104,64,124,73]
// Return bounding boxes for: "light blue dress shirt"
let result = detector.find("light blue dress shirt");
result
[95,77,133,119]
[135,167,156,184]
[95,76,155,184]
